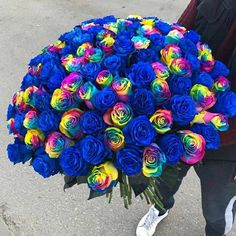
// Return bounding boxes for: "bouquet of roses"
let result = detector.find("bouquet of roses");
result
[7,15,236,208]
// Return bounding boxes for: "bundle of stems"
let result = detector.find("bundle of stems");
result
[106,174,165,211]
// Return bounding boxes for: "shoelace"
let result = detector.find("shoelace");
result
[142,208,159,230]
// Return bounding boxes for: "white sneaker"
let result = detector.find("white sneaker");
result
[136,205,169,236]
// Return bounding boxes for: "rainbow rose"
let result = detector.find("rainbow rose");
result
[23,110,38,129]
[98,36,115,54]
[12,90,28,112]
[59,108,83,139]
[197,43,215,72]
[61,54,84,72]
[111,77,132,101]
[24,129,45,149]
[50,88,75,111]
[76,42,93,58]
[45,132,74,158]
[47,40,65,53]
[169,58,192,78]
[161,44,182,66]
[61,72,84,93]
[192,111,229,132]
[87,162,118,192]
[150,109,173,134]
[165,29,184,44]
[23,86,39,106]
[151,79,171,105]
[142,143,166,177]
[103,102,133,128]
[213,76,230,92]
[104,127,125,152]
[75,81,98,101]
[178,130,206,165]
[151,62,170,80]
[131,36,150,49]
[96,70,113,87]
[190,84,216,111]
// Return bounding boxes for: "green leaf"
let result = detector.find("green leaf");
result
[88,190,107,200]
[63,175,77,191]
[76,176,87,185]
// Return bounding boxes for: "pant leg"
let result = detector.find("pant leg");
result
[155,162,191,214]
[194,161,236,236]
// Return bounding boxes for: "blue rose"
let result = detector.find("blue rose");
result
[116,146,142,176]
[126,22,141,34]
[32,149,59,178]
[158,134,184,165]
[7,104,16,120]
[92,88,118,113]
[40,62,65,92]
[59,27,93,49]
[21,73,39,90]
[59,45,75,57]
[80,111,105,135]
[114,35,134,56]
[14,113,27,136]
[131,89,156,116]
[82,15,116,25]
[212,91,236,118]
[7,139,32,164]
[168,95,196,126]
[191,124,220,150]
[192,72,214,88]
[29,53,59,67]
[184,30,201,44]
[210,61,229,79]
[179,38,198,56]
[155,21,171,35]
[45,66,66,92]
[103,55,122,72]
[185,54,200,71]
[169,76,192,95]
[149,33,165,48]
[101,15,117,23]
[128,62,156,88]
[38,110,60,133]
[81,62,101,82]
[59,146,89,176]
[34,91,51,112]
[134,49,157,63]
[124,116,157,146]
[80,136,111,165]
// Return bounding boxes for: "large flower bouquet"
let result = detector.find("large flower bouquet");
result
[7,15,236,208]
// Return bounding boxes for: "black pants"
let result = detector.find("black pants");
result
[156,161,236,236]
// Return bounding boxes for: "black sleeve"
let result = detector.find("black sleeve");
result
[194,0,236,52]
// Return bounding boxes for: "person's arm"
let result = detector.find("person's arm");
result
[178,0,198,29]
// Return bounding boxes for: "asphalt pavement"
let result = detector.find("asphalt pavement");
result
[0,0,235,235]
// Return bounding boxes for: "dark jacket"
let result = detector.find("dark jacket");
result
[178,0,236,161]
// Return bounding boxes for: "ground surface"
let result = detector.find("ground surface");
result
[0,0,235,235]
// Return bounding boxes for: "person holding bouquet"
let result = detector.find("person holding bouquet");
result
[137,1,236,236]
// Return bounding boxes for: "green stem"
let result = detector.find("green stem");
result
[139,193,144,200]
[108,189,113,204]
[143,191,151,205]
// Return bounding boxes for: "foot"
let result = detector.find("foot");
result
[136,205,169,236]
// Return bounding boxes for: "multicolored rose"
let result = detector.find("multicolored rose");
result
[150,109,173,134]
[142,144,166,177]
[87,162,118,192]
[178,130,206,165]
[59,108,83,139]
